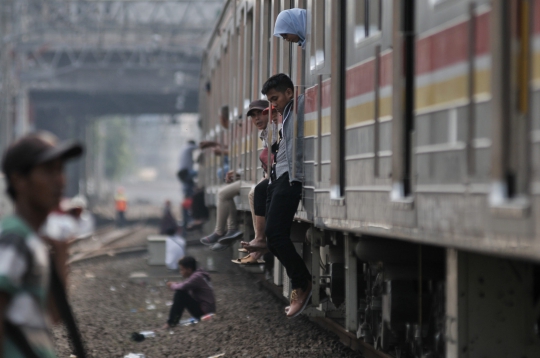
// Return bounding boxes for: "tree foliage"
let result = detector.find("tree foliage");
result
[103,117,132,180]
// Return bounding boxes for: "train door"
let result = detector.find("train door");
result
[389,1,418,251]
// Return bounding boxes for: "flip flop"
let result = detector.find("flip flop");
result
[231,254,265,265]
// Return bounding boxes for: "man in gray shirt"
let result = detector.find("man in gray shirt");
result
[261,73,311,318]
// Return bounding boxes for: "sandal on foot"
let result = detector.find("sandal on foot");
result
[231,254,265,265]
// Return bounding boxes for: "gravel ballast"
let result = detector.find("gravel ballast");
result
[53,254,363,357]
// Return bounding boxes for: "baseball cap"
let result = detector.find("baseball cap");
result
[2,131,84,177]
[246,99,269,117]
[262,106,276,114]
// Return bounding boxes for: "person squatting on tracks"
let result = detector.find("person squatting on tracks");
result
[162,256,216,329]
[159,200,186,270]
[0,131,84,358]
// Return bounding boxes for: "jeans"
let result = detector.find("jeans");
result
[214,180,241,235]
[167,290,204,326]
[265,172,311,290]
[248,178,269,225]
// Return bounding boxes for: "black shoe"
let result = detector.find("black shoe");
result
[217,229,243,245]
[200,232,224,246]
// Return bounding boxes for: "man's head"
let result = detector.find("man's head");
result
[2,131,83,216]
[262,106,279,124]
[62,195,87,219]
[178,256,197,278]
[261,73,294,115]
[280,33,301,43]
[247,99,270,131]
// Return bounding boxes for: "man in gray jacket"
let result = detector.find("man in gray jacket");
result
[261,73,311,318]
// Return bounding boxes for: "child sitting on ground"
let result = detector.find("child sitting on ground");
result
[162,256,215,329]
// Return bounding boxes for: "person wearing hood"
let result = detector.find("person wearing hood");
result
[162,256,215,329]
[274,8,307,49]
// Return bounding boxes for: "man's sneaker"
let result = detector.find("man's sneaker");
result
[210,242,230,252]
[286,281,312,318]
[285,287,328,315]
[217,229,243,245]
[200,232,224,246]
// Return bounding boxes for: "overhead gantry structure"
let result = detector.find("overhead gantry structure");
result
[0,0,223,150]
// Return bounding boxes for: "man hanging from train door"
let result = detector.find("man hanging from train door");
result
[261,73,311,318]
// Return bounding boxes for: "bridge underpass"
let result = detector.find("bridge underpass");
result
[0,0,223,197]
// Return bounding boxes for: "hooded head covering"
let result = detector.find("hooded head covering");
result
[273,8,307,49]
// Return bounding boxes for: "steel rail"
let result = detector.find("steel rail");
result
[68,225,141,264]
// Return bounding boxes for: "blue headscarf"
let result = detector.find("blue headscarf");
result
[273,8,307,50]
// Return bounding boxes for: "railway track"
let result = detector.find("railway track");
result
[68,225,149,264]
[70,226,392,357]
[245,268,392,358]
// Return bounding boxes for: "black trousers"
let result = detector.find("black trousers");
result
[116,211,126,227]
[265,172,311,290]
[192,189,209,220]
[254,178,269,216]
[167,290,204,326]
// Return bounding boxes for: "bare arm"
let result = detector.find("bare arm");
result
[42,237,69,324]
[42,237,69,286]
[199,140,220,149]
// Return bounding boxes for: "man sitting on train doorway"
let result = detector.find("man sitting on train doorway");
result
[235,103,277,266]
[261,73,311,318]
[199,100,271,251]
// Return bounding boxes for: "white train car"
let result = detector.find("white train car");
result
[199,1,540,356]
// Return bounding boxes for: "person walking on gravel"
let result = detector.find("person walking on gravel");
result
[0,131,83,358]
[162,256,215,329]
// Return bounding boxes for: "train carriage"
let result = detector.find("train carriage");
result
[199,1,540,357]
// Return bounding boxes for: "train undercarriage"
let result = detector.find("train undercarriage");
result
[250,220,540,358]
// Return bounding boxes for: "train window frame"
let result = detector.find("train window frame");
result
[429,0,455,8]
[308,0,331,75]
[488,0,531,217]
[353,0,382,48]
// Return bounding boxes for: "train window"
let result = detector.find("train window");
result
[490,0,530,206]
[310,0,326,71]
[354,0,381,44]
[354,0,366,43]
